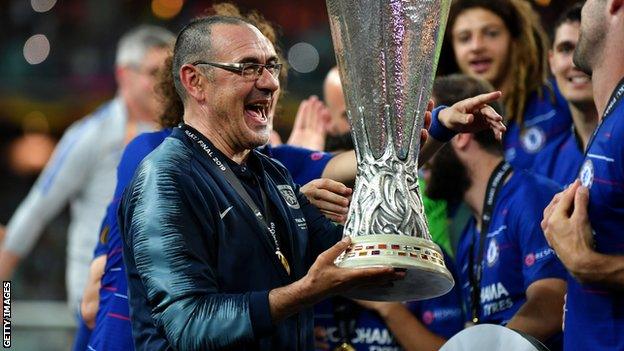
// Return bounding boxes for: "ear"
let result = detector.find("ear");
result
[179,64,206,102]
[452,132,473,150]
[548,49,555,75]
[114,66,130,89]
[609,0,624,15]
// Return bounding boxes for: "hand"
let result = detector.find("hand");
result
[301,237,406,304]
[541,180,594,279]
[354,299,403,318]
[0,225,5,244]
[287,96,330,151]
[301,178,352,224]
[438,91,506,140]
[419,99,434,150]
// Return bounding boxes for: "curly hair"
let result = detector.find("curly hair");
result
[156,2,287,128]
[437,0,550,126]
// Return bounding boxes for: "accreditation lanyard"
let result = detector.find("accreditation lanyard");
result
[583,77,624,157]
[468,160,513,324]
[180,124,291,275]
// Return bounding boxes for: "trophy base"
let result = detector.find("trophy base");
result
[335,234,454,302]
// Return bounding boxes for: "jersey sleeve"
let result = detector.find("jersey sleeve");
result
[4,119,96,256]
[269,145,333,185]
[512,187,567,289]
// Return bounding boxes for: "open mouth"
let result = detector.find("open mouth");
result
[567,74,591,85]
[244,102,269,127]
[469,58,493,74]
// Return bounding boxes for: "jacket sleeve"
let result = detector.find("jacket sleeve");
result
[122,160,273,350]
[293,182,344,258]
[4,119,94,255]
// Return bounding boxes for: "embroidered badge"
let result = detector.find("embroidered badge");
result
[521,127,546,153]
[579,159,594,188]
[277,184,300,209]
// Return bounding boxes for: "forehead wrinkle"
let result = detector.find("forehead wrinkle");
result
[211,24,276,63]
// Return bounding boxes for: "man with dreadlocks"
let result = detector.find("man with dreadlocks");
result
[437,0,573,171]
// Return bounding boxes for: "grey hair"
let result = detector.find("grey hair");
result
[116,25,175,68]
[172,16,253,101]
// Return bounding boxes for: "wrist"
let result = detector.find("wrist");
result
[571,249,604,283]
[376,302,403,320]
[429,105,456,142]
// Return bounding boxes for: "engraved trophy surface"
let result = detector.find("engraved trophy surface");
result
[327,0,454,301]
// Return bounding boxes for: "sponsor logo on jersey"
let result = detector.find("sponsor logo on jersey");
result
[521,127,546,153]
[277,184,300,209]
[310,152,324,161]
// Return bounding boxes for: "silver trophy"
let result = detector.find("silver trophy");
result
[328,0,454,301]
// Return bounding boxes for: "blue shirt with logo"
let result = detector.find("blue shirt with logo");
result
[456,170,567,349]
[314,249,464,350]
[504,82,572,170]
[564,81,624,351]
[532,129,585,186]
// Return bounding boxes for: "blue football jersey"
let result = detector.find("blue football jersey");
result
[564,80,624,351]
[456,170,567,349]
[532,129,584,187]
[504,82,572,170]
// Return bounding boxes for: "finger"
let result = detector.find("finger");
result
[427,98,435,113]
[343,266,406,287]
[316,178,351,196]
[572,185,590,221]
[554,180,581,217]
[320,210,346,224]
[479,106,504,123]
[318,236,352,263]
[459,91,502,111]
[302,98,314,130]
[543,192,562,224]
[424,110,432,131]
[293,100,309,130]
[420,129,428,148]
[314,196,349,213]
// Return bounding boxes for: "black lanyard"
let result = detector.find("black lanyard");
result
[179,124,291,275]
[468,160,513,324]
[583,76,624,156]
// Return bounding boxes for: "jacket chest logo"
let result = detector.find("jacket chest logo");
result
[277,184,300,209]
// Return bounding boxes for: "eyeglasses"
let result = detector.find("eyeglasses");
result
[192,61,282,79]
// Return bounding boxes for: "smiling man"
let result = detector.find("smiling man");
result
[119,16,405,351]
[532,3,599,186]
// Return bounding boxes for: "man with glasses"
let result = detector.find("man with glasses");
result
[118,16,405,350]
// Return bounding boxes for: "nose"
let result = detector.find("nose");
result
[469,33,485,52]
[255,67,279,93]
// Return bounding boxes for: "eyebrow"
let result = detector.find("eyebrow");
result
[236,55,279,64]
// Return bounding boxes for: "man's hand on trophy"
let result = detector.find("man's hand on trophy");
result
[438,91,506,140]
[287,95,331,151]
[301,178,352,224]
[300,237,406,304]
[419,99,434,151]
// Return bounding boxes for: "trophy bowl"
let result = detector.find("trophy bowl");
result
[327,0,454,301]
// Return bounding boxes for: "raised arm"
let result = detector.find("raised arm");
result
[0,120,94,279]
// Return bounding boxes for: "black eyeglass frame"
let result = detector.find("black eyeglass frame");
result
[191,61,282,79]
